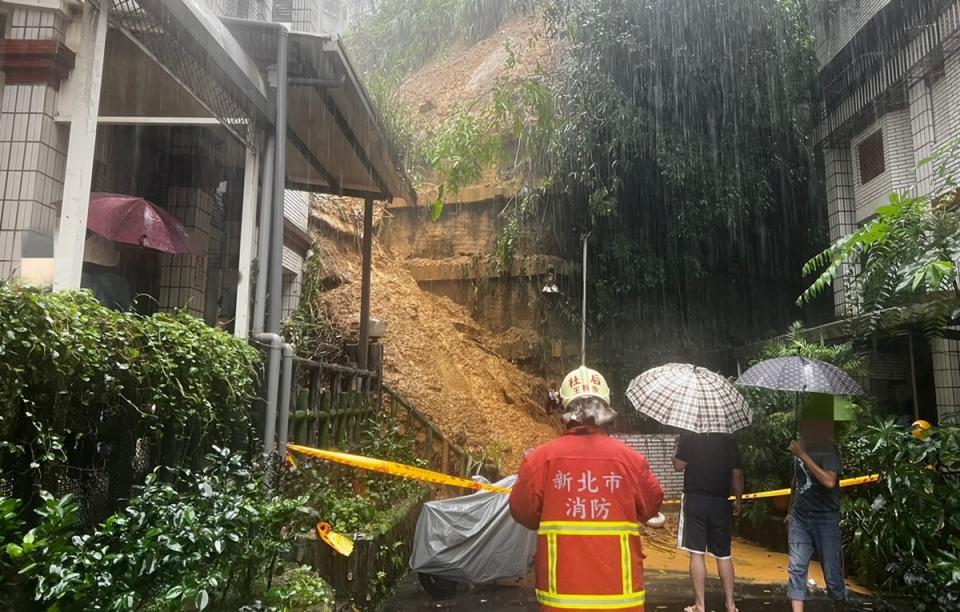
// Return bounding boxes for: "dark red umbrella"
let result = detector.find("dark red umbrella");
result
[86,193,192,254]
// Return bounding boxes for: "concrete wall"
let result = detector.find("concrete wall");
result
[614,434,683,500]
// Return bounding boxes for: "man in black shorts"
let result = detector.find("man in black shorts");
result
[674,432,744,612]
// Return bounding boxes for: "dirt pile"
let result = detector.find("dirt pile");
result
[396,15,558,133]
[310,199,560,472]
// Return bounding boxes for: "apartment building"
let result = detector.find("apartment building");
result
[813,0,960,422]
[0,0,413,337]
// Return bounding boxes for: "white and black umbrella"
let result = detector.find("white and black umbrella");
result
[736,356,863,395]
[626,363,752,434]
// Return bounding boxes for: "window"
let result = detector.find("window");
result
[858,130,885,184]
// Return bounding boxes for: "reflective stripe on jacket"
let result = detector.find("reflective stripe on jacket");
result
[509,426,664,612]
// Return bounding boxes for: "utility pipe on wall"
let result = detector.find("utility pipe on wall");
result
[267,30,289,334]
[581,233,590,366]
[358,197,374,370]
[277,343,294,458]
[254,332,283,456]
[252,136,275,334]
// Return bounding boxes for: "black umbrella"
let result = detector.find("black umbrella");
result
[736,356,863,395]
[736,356,864,437]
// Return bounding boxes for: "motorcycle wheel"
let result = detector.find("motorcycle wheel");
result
[418,573,459,598]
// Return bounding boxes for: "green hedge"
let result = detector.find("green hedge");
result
[0,283,261,518]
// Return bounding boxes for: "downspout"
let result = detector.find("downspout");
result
[252,136,275,334]
[277,343,294,458]
[254,332,282,456]
[268,29,289,334]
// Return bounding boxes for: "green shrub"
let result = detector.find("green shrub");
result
[841,419,960,609]
[1,448,313,611]
[0,283,260,517]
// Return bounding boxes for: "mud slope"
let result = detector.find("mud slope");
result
[310,198,561,472]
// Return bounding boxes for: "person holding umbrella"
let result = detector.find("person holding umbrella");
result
[672,431,744,612]
[735,357,862,611]
[785,396,848,611]
[627,363,752,612]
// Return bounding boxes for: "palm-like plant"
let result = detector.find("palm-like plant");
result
[798,147,960,337]
[752,321,865,375]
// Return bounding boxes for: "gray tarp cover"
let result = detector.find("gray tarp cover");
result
[409,475,537,583]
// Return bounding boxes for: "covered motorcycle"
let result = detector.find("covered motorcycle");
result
[410,475,536,597]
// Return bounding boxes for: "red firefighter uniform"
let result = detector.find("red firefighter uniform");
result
[510,425,664,611]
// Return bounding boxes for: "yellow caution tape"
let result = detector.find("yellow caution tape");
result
[316,522,355,557]
[286,443,513,494]
[664,474,881,505]
[286,443,879,502]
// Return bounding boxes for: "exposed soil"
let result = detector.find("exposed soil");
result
[310,198,561,472]
[396,15,558,134]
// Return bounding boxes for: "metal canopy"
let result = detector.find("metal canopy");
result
[224,21,418,204]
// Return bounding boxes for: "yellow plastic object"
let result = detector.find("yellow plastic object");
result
[316,522,354,557]
[286,444,513,494]
[912,419,933,439]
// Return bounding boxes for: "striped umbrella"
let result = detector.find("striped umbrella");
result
[626,363,752,434]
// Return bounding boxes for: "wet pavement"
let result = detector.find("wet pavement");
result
[381,572,904,612]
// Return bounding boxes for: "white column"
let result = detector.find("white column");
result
[234,145,260,338]
[52,1,108,290]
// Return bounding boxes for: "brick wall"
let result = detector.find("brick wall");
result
[613,434,683,500]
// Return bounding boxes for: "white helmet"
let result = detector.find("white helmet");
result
[558,366,616,425]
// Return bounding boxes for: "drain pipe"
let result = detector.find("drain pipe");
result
[267,29,288,334]
[252,136,275,334]
[277,343,294,458]
[254,332,282,456]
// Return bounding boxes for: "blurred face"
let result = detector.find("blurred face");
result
[799,419,834,446]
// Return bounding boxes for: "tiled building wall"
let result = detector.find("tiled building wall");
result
[613,434,683,500]
[930,50,960,189]
[0,7,70,280]
[850,111,913,222]
[813,0,890,66]
[823,147,859,317]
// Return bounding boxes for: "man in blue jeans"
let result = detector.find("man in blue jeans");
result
[786,418,847,611]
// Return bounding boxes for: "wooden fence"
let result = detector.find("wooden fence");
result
[382,384,501,486]
[287,357,379,448]
[273,350,500,491]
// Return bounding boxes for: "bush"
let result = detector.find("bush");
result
[1,448,322,611]
[0,283,260,519]
[841,419,960,610]
[290,419,428,535]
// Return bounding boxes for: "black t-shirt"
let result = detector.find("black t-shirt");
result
[792,445,842,514]
[675,433,743,499]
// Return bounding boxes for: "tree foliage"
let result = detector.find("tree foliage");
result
[533,0,822,348]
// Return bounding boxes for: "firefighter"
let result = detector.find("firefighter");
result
[510,366,664,612]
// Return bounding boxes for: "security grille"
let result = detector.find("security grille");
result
[858,130,886,184]
[94,0,260,149]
